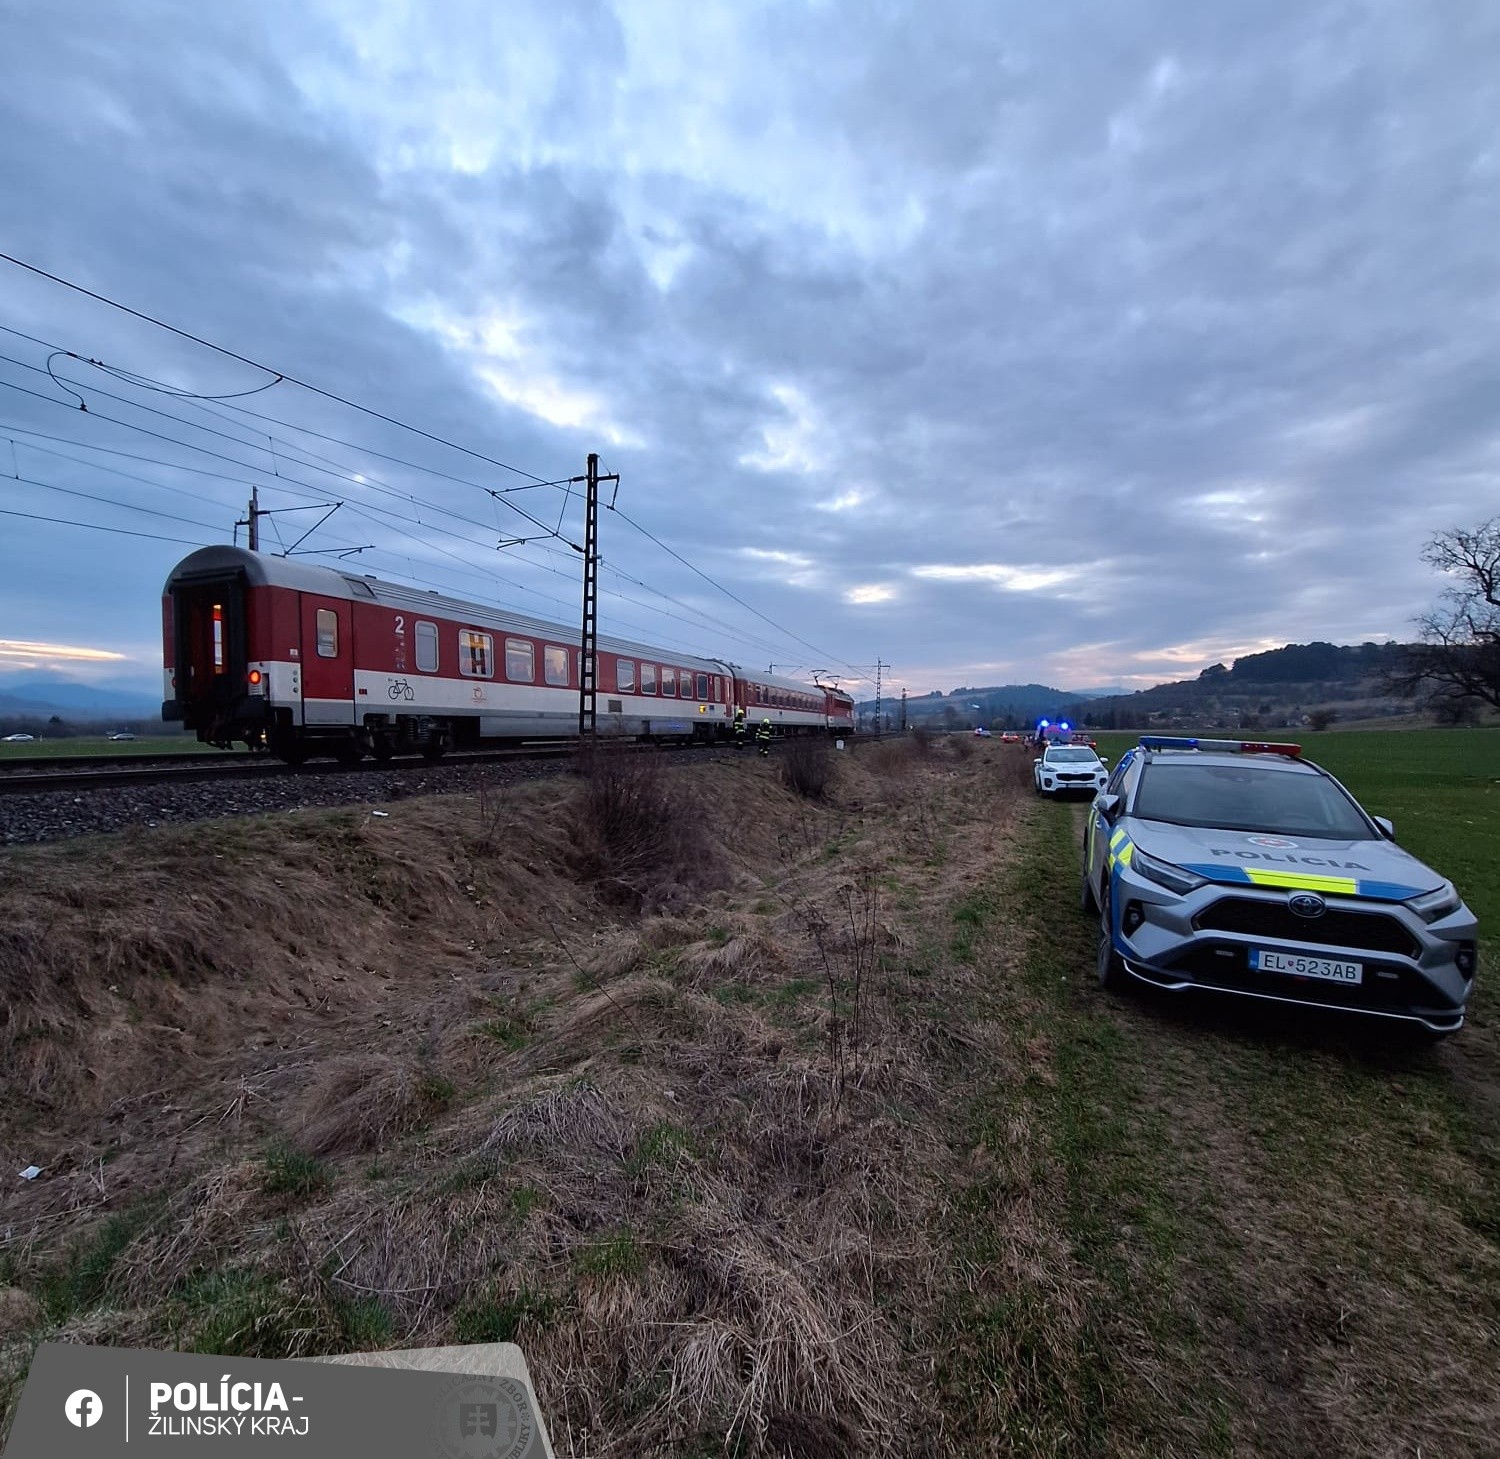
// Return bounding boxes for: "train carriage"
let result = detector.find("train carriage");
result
[162,546,853,762]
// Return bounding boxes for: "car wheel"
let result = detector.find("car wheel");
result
[1096,880,1128,991]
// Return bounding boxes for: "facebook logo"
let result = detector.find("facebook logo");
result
[64,1389,103,1427]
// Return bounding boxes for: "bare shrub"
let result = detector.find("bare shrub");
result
[949,733,974,761]
[780,865,882,1109]
[909,725,934,757]
[780,735,832,799]
[568,742,721,910]
[863,740,913,779]
[470,773,510,853]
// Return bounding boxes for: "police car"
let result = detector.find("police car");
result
[1034,742,1109,797]
[1082,737,1478,1037]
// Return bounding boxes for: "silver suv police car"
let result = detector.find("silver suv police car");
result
[1082,737,1478,1037]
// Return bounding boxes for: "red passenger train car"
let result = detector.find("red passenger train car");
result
[162,546,855,763]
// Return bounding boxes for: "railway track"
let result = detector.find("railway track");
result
[0,742,583,796]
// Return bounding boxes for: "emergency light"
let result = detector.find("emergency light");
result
[1138,736,1302,757]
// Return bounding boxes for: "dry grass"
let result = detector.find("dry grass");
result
[0,746,1037,1455]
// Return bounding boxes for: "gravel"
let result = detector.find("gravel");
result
[0,757,573,847]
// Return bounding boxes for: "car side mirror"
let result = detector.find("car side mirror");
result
[1097,755,1109,764]
[1033,756,1041,764]
[1373,815,1395,840]
[1096,793,1122,821]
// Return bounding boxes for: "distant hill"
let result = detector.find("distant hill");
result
[856,683,1115,729]
[0,674,162,726]
[1061,641,1417,730]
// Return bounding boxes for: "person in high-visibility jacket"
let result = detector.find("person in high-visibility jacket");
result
[733,707,747,749]
[757,718,773,756]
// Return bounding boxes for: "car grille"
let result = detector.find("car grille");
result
[1055,772,1097,782]
[1192,897,1420,958]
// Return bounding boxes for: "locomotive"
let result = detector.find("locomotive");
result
[160,545,856,764]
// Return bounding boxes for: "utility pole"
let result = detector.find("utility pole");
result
[900,687,907,732]
[874,658,887,736]
[237,485,264,551]
[576,452,618,739]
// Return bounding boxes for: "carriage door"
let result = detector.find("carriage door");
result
[298,595,356,724]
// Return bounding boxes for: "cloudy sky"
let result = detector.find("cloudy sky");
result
[1,0,1497,702]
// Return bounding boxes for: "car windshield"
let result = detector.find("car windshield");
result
[1046,747,1097,762]
[1133,762,1377,839]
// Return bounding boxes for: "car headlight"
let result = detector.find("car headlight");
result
[1406,882,1462,924]
[1132,848,1206,896]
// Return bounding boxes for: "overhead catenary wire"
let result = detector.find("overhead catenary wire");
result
[0,298,867,681]
[0,506,209,547]
[610,504,863,677]
[0,251,551,482]
[0,352,570,550]
[2,430,289,516]
[2,320,581,510]
[5,468,227,534]
[1,375,843,667]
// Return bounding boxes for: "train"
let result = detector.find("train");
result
[160,545,856,763]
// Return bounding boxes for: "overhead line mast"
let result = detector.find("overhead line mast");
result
[576,452,619,739]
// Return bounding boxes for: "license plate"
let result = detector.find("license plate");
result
[1249,949,1363,984]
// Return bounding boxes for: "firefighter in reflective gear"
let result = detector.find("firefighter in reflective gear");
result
[757,718,773,756]
[733,707,747,749]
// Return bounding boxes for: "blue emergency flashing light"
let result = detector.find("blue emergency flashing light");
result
[1038,719,1050,728]
[1139,735,1303,757]
[1060,721,1070,731]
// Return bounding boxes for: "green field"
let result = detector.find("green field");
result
[0,734,225,760]
[1091,727,1500,944]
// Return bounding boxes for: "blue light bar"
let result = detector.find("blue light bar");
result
[1139,735,1302,756]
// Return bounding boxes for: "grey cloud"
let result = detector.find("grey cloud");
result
[3,0,1499,697]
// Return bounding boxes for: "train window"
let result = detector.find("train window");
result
[504,637,533,682]
[617,659,635,692]
[696,673,709,700]
[460,630,495,678]
[661,668,676,697]
[714,676,723,701]
[641,663,657,694]
[316,608,338,658]
[415,620,438,673]
[544,645,569,686]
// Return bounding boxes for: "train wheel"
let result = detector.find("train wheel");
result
[371,737,396,763]
[270,732,308,766]
[334,740,365,766]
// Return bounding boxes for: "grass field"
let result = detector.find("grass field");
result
[0,734,222,760]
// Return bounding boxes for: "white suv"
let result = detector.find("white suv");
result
[1034,743,1109,798]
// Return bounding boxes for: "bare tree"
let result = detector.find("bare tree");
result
[1388,517,1500,712]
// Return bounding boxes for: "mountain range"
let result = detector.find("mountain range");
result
[0,675,163,724]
